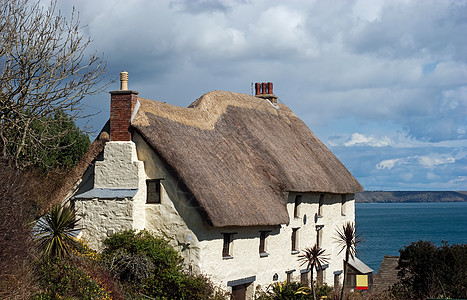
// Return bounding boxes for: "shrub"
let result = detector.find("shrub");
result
[102,230,226,299]
[34,258,112,300]
[390,240,467,300]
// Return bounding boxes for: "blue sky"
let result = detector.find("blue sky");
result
[58,0,466,191]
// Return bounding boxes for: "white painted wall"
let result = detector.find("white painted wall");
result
[76,141,146,250]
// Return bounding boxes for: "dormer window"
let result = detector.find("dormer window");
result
[146,179,161,204]
[294,195,302,218]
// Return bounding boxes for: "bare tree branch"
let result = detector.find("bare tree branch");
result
[0,0,108,169]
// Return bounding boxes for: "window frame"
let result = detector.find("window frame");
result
[146,179,162,204]
[318,194,324,217]
[259,231,270,256]
[294,195,302,218]
[341,194,346,216]
[291,228,299,253]
[222,232,235,259]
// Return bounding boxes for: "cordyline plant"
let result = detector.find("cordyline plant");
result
[297,244,329,300]
[335,222,362,300]
[35,202,81,259]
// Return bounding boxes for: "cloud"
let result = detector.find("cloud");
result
[344,133,392,147]
[53,0,467,190]
[376,153,457,170]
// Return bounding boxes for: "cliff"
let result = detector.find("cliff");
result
[355,191,467,203]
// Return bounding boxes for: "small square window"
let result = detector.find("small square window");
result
[146,179,161,204]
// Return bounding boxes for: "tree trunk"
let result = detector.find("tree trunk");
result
[340,249,350,300]
[311,268,316,300]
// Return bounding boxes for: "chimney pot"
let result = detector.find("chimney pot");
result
[255,82,261,95]
[261,83,267,95]
[267,82,273,94]
[120,71,128,90]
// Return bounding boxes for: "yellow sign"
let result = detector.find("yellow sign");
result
[356,275,368,290]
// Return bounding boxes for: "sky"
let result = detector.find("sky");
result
[56,0,467,191]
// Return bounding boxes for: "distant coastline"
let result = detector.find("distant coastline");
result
[355,191,467,203]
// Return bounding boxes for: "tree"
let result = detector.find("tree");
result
[297,244,329,300]
[392,241,467,300]
[35,202,81,259]
[335,222,361,300]
[0,0,107,169]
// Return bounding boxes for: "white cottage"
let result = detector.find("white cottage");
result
[58,73,369,299]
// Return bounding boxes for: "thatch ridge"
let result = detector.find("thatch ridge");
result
[132,91,362,227]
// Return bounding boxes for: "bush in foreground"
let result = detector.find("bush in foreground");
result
[102,230,227,299]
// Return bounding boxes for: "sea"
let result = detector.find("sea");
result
[355,202,467,273]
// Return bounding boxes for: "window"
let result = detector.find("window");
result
[317,268,325,286]
[334,272,342,289]
[146,179,161,204]
[318,194,324,216]
[222,233,234,258]
[291,228,299,252]
[259,231,269,256]
[286,270,295,283]
[300,270,310,286]
[341,194,346,216]
[316,226,323,248]
[294,195,302,218]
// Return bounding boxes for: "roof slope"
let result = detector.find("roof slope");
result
[372,256,400,292]
[132,91,362,227]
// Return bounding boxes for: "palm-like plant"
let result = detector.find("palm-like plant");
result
[36,203,81,259]
[297,244,329,300]
[335,222,362,300]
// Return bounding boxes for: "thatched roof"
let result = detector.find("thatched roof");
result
[132,90,362,227]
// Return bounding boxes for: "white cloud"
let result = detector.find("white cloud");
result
[376,158,401,170]
[418,154,456,167]
[344,133,392,147]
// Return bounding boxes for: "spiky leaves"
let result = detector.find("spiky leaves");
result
[36,203,81,259]
[298,244,329,300]
[298,244,329,272]
[335,222,362,260]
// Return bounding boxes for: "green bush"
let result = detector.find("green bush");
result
[390,240,467,300]
[102,230,225,299]
[34,258,112,300]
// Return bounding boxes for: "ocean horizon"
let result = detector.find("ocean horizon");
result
[355,201,467,272]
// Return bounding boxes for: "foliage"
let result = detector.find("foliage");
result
[255,281,334,300]
[297,244,329,300]
[335,222,362,300]
[102,230,226,299]
[22,110,91,171]
[0,0,107,169]
[33,258,112,300]
[35,202,81,259]
[390,240,467,300]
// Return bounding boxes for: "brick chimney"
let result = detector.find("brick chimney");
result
[254,82,278,103]
[109,72,139,141]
